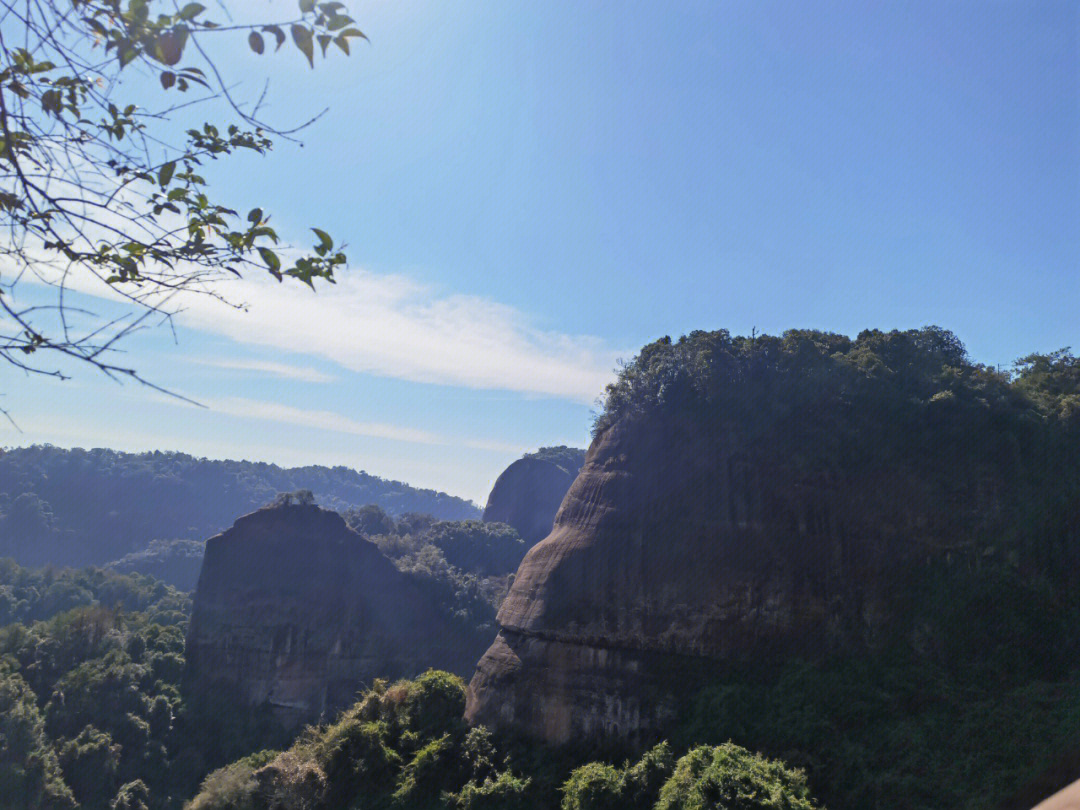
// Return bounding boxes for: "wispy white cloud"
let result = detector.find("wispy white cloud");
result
[196,395,526,453]
[15,252,621,402]
[204,396,442,444]
[173,270,619,403]
[187,357,336,383]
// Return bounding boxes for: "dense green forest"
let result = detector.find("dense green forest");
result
[0,559,821,810]
[0,447,480,569]
[7,556,1074,810]
[342,507,525,641]
[186,671,820,810]
[597,327,1080,569]
[0,561,289,810]
[0,506,529,810]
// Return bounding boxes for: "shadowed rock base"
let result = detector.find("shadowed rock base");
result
[466,630,685,744]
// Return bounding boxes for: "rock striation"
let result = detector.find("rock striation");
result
[186,502,483,727]
[482,447,585,548]
[466,414,974,742]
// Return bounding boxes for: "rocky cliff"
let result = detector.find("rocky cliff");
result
[482,447,585,548]
[466,328,1080,744]
[468,415,877,743]
[185,502,484,727]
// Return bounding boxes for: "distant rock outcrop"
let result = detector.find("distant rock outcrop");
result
[482,447,585,548]
[185,502,484,727]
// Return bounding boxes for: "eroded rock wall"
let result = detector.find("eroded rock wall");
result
[186,504,482,727]
[466,413,977,743]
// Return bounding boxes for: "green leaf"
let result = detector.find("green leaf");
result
[325,12,353,31]
[291,24,314,67]
[247,207,263,224]
[298,0,315,13]
[317,34,331,57]
[258,247,281,279]
[152,27,188,66]
[118,44,139,68]
[177,2,205,20]
[40,90,61,117]
[159,70,176,89]
[338,27,368,42]
[312,227,333,252]
[262,25,286,51]
[248,31,264,54]
[178,67,208,88]
[333,33,350,55]
[158,161,175,187]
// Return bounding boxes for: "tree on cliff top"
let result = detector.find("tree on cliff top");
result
[272,489,316,507]
[0,0,363,394]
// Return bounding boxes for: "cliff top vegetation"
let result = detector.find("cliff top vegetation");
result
[597,326,1079,434]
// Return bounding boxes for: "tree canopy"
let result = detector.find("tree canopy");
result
[0,0,363,391]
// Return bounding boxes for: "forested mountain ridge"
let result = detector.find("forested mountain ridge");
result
[0,446,480,568]
[0,559,291,810]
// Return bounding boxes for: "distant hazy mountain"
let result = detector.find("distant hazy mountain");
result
[0,445,479,568]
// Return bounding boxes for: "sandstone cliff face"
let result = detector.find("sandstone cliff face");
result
[466,412,995,744]
[186,503,483,727]
[482,448,585,548]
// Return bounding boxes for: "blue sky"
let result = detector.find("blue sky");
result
[6,1,1078,504]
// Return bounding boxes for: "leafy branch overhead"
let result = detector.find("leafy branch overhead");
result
[0,0,363,390]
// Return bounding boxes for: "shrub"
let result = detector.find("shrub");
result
[392,733,460,805]
[424,521,525,576]
[316,717,400,803]
[57,725,120,806]
[453,770,532,810]
[111,780,151,810]
[624,742,676,808]
[254,750,327,810]
[655,743,818,810]
[0,673,76,809]
[404,670,467,737]
[185,761,259,810]
[560,762,625,810]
